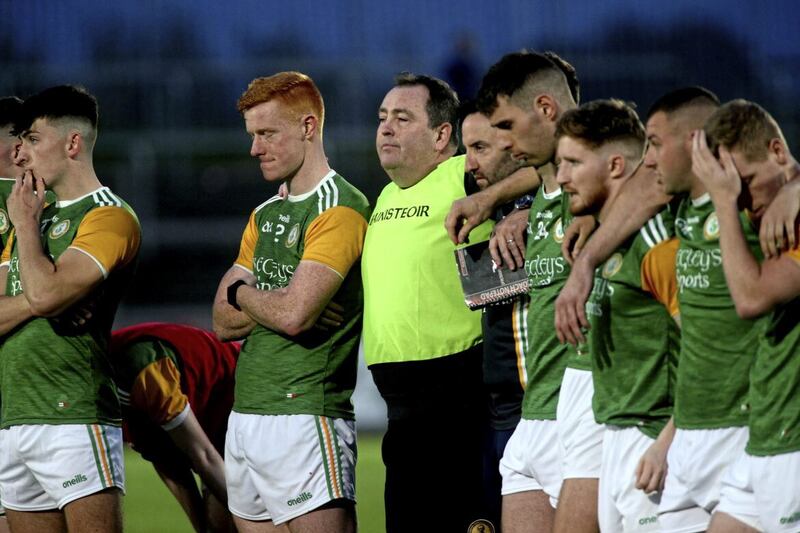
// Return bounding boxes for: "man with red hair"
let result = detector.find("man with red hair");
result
[213,72,370,533]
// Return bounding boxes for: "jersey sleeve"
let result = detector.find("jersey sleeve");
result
[234,210,258,273]
[302,206,368,278]
[129,358,190,429]
[786,246,800,266]
[69,207,140,278]
[641,237,679,317]
[1,231,13,266]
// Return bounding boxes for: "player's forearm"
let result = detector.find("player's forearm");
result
[13,221,63,315]
[481,167,540,209]
[187,447,227,505]
[155,466,207,533]
[714,201,771,318]
[237,285,320,337]
[579,179,667,269]
[212,301,256,341]
[656,417,676,446]
[168,411,228,505]
[0,294,35,335]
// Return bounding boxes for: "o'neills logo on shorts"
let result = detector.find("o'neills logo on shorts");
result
[62,473,88,488]
[287,491,313,506]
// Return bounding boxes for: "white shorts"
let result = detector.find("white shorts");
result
[225,412,356,526]
[500,418,562,506]
[716,449,800,533]
[0,424,125,511]
[658,426,748,533]
[599,426,661,532]
[557,368,603,479]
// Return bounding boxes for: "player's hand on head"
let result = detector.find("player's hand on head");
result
[691,129,741,203]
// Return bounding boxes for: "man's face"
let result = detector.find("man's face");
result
[376,85,440,182]
[462,112,520,189]
[0,124,21,178]
[489,95,555,167]
[556,136,610,216]
[644,111,692,195]
[16,118,69,186]
[244,99,306,183]
[730,148,786,220]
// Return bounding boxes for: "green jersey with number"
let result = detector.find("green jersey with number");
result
[522,186,572,419]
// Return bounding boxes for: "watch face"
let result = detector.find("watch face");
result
[514,194,534,210]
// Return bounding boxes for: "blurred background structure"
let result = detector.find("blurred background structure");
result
[2,0,798,428]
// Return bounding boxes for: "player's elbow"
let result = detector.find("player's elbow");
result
[281,316,314,337]
[26,292,66,317]
[734,297,772,320]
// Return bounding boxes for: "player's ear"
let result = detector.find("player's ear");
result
[535,94,558,123]
[434,122,453,152]
[608,154,626,179]
[302,115,318,140]
[66,131,82,159]
[768,137,787,165]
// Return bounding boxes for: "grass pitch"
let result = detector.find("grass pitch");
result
[123,432,385,532]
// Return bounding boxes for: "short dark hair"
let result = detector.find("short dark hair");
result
[544,51,580,104]
[394,72,460,148]
[18,85,98,133]
[477,50,575,115]
[556,99,645,158]
[0,96,23,129]
[457,99,480,126]
[647,86,719,119]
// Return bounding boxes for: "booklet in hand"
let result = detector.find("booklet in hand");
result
[455,240,530,310]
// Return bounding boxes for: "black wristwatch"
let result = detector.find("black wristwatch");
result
[514,194,534,210]
[227,280,248,311]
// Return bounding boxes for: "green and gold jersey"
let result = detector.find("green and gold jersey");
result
[362,156,492,365]
[0,178,15,251]
[747,247,800,456]
[673,194,763,429]
[1,186,140,428]
[521,185,572,419]
[232,171,370,420]
[588,210,680,439]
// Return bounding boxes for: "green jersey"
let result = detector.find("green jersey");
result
[747,248,800,456]
[673,194,763,429]
[522,186,571,419]
[1,186,140,428]
[232,171,370,420]
[0,178,14,252]
[588,210,680,439]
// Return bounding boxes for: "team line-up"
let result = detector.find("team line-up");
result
[0,48,797,533]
